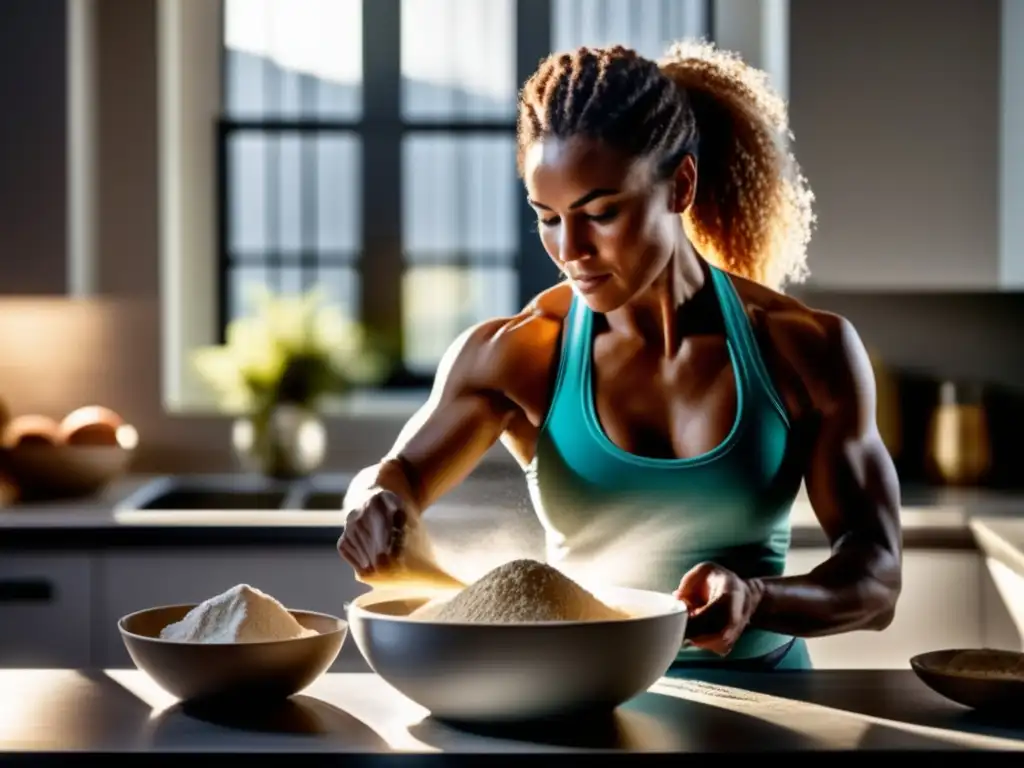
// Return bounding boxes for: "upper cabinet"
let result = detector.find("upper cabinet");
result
[787,0,1014,291]
[0,0,69,296]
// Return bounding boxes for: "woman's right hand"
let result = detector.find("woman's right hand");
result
[337,488,409,578]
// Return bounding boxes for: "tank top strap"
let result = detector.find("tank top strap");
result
[708,265,791,427]
[562,291,592,390]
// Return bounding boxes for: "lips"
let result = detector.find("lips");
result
[571,273,611,293]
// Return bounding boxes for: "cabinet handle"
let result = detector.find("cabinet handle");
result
[0,579,54,603]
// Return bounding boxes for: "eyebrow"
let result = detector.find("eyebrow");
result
[528,188,620,211]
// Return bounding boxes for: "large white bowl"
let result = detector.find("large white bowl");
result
[347,585,687,723]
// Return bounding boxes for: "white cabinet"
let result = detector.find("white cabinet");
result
[783,549,986,668]
[95,547,371,671]
[0,554,93,667]
[980,556,1024,650]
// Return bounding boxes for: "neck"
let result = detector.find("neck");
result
[605,238,707,358]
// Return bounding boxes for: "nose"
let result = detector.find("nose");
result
[558,219,590,264]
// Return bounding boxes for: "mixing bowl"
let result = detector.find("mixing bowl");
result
[347,585,687,722]
[119,604,347,702]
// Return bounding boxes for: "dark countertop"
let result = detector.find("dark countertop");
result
[0,471,1022,551]
[1,668,1022,761]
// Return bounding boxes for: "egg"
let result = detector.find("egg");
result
[2,414,61,448]
[58,405,125,447]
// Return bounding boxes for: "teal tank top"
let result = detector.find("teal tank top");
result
[526,264,803,663]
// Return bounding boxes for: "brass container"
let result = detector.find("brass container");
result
[868,351,901,460]
[924,381,991,486]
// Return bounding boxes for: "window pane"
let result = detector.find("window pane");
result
[552,0,708,59]
[400,0,516,121]
[316,135,362,254]
[227,265,359,323]
[315,265,361,322]
[279,265,361,320]
[402,266,517,373]
[224,0,362,119]
[227,131,361,259]
[403,134,518,262]
[227,265,270,321]
[227,134,267,256]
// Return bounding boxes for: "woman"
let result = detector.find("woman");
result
[338,40,902,671]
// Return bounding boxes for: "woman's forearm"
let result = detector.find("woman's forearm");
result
[747,535,901,638]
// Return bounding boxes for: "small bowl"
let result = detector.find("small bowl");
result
[118,604,347,703]
[0,444,133,502]
[911,648,1024,711]
[347,584,687,723]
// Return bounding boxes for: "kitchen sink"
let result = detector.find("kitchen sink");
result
[115,474,351,513]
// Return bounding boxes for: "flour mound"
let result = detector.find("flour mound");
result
[942,650,1024,679]
[414,558,626,624]
[159,584,317,643]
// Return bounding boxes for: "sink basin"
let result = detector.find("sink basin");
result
[116,475,351,513]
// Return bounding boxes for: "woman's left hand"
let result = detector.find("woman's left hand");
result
[674,562,762,656]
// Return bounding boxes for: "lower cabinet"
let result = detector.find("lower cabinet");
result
[94,547,371,671]
[0,553,93,668]
[783,548,1020,668]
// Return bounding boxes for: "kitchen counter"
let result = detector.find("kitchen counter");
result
[2,668,1023,762]
[972,518,1024,579]
[1,472,1022,551]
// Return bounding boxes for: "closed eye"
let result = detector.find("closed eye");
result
[588,207,619,223]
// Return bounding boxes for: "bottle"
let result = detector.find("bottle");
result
[924,380,991,486]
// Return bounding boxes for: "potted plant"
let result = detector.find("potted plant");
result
[192,286,389,479]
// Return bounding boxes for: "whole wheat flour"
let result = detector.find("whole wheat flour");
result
[160,584,317,643]
[941,650,1024,679]
[410,558,626,623]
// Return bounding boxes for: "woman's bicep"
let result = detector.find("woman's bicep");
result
[384,321,521,510]
[802,316,901,568]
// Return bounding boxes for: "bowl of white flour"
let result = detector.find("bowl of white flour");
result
[119,584,347,702]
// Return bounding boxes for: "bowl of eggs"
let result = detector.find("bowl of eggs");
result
[0,405,138,502]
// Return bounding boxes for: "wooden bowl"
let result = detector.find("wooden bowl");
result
[119,604,347,703]
[0,444,134,502]
[911,648,1024,711]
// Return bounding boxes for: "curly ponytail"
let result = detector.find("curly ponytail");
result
[659,40,814,289]
[517,39,815,291]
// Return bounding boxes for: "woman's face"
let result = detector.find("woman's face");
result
[523,135,693,313]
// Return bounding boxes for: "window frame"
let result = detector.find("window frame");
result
[214,0,558,389]
[160,0,730,415]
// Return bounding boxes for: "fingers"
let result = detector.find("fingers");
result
[338,530,369,571]
[684,595,729,639]
[347,512,376,565]
[673,561,718,608]
[683,595,744,657]
[337,492,409,576]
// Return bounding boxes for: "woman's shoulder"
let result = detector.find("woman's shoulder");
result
[440,282,572,395]
[727,271,854,349]
[727,272,874,416]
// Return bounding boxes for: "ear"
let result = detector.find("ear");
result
[669,154,697,214]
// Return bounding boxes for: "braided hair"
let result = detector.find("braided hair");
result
[516,40,814,291]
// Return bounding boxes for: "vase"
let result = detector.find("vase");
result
[232,403,327,480]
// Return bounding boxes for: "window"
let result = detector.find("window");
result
[218,0,708,388]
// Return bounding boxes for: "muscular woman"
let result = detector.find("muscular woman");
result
[338,40,902,671]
